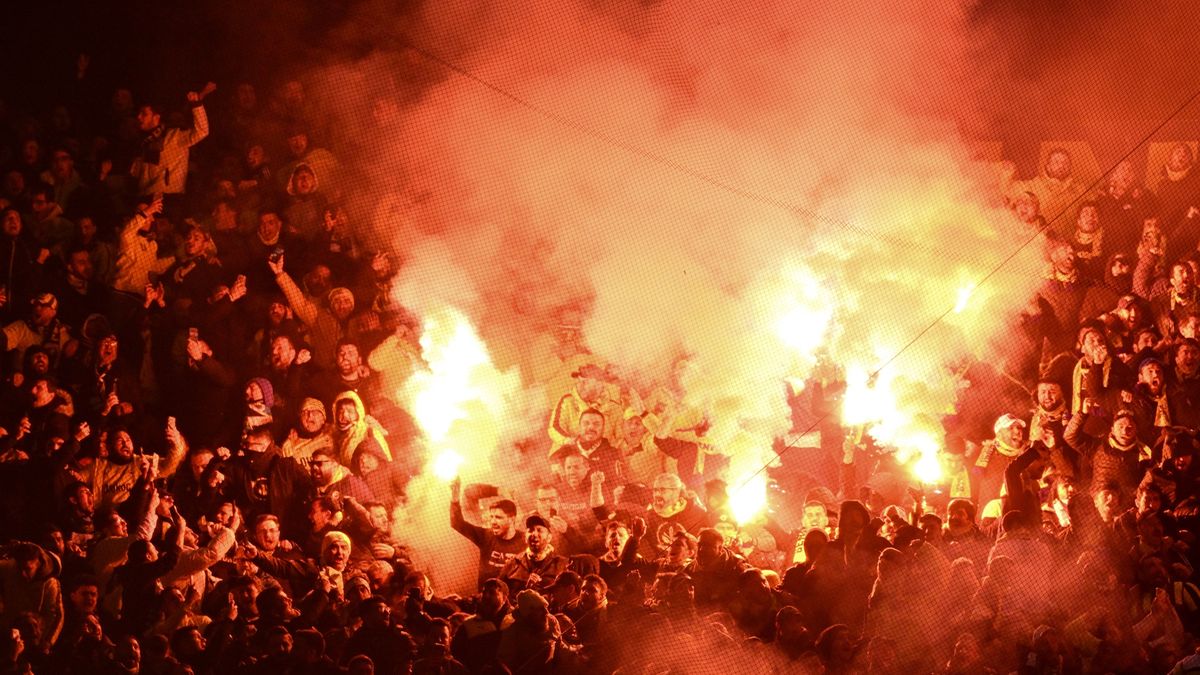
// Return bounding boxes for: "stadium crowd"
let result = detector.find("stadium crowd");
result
[0,54,1199,675]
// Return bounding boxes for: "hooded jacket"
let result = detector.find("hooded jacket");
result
[331,391,391,468]
[0,543,63,648]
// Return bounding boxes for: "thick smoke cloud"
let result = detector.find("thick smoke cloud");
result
[266,0,1200,592]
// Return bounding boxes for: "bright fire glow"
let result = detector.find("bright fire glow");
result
[774,269,833,360]
[842,364,944,484]
[953,284,975,314]
[729,472,768,525]
[402,307,518,482]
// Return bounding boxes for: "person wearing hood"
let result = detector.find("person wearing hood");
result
[350,438,407,508]
[224,424,311,540]
[0,542,63,650]
[283,163,328,243]
[270,251,363,366]
[331,390,391,469]
[282,397,333,472]
[1079,253,1133,323]
[497,589,562,674]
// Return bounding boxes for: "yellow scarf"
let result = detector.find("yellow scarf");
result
[1074,229,1103,260]
[1155,393,1172,429]
[1030,404,1066,440]
[1171,289,1197,311]
[1048,267,1080,284]
[975,438,1026,468]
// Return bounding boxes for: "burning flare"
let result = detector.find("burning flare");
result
[401,307,521,481]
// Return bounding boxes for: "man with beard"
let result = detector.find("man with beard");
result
[1168,339,1200,430]
[262,333,311,421]
[942,498,990,569]
[316,339,382,406]
[1079,253,1133,323]
[548,363,622,457]
[450,476,525,588]
[1066,404,1148,496]
[223,424,311,540]
[281,397,333,472]
[130,91,208,201]
[498,515,570,595]
[1131,358,1171,444]
[1151,262,1200,340]
[1098,161,1159,259]
[84,418,184,509]
[637,472,710,557]
[308,448,372,503]
[270,252,361,366]
[1072,325,1132,414]
[1029,378,1069,443]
